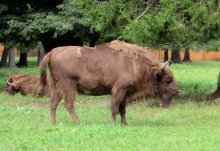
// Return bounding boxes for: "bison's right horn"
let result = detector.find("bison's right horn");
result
[8,73,12,78]
[7,79,17,87]
[156,60,172,80]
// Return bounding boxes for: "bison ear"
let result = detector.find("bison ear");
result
[156,70,163,80]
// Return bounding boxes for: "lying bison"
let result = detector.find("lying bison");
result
[40,40,180,125]
[5,74,50,97]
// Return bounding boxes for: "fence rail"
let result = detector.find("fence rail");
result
[150,49,220,61]
[1,45,220,61]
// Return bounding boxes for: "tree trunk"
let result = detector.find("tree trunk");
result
[8,48,16,68]
[0,47,9,67]
[215,0,218,9]
[89,37,98,47]
[164,48,168,62]
[37,50,45,66]
[41,32,83,53]
[171,49,181,63]
[206,71,220,101]
[17,52,28,67]
[89,32,100,47]
[182,48,192,62]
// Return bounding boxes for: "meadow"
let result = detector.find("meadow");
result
[0,58,220,151]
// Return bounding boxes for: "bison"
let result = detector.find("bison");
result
[5,74,50,97]
[40,40,180,125]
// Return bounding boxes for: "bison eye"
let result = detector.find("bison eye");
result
[165,76,172,82]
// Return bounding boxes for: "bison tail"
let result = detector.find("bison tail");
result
[40,53,50,86]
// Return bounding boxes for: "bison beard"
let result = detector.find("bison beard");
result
[40,40,179,125]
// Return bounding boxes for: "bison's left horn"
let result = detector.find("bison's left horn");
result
[162,60,172,72]
[7,79,16,87]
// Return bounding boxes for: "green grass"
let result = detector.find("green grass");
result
[172,61,220,100]
[0,59,220,151]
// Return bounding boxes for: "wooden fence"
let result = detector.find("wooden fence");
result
[151,50,220,61]
[0,45,3,55]
[1,45,220,61]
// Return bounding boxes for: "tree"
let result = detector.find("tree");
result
[182,48,191,62]
[0,1,39,67]
[163,48,169,62]
[185,0,220,50]
[37,50,44,66]
[8,48,16,68]
[67,0,146,42]
[17,52,28,67]
[121,0,220,63]
[171,49,181,63]
[0,47,9,67]
[206,72,220,101]
[1,0,219,64]
[0,0,97,65]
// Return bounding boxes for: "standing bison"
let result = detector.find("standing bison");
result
[40,40,180,125]
[5,74,50,97]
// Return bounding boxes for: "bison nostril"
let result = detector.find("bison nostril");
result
[172,89,180,95]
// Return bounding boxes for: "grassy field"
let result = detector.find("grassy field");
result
[0,58,220,151]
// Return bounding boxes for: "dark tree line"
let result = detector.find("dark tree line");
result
[0,0,219,67]
[0,0,98,67]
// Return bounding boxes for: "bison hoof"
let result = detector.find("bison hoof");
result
[50,120,56,124]
[121,122,128,126]
[73,118,80,124]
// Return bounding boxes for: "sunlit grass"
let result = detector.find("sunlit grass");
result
[0,92,219,151]
[0,59,220,150]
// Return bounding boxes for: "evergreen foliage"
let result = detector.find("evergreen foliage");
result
[121,0,220,51]
[0,0,219,51]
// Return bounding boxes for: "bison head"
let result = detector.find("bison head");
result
[5,78,19,95]
[156,61,180,107]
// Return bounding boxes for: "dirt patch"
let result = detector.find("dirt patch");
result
[135,112,156,118]
[76,100,110,109]
[30,102,49,108]
[29,100,109,109]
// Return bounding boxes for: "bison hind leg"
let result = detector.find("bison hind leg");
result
[63,90,80,124]
[61,80,80,124]
[50,89,62,124]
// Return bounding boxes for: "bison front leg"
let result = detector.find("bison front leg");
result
[111,88,127,125]
[119,101,127,125]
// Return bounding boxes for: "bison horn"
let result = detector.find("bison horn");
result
[156,60,172,80]
[162,60,172,72]
[7,79,16,87]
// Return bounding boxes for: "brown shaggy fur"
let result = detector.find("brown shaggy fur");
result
[5,74,50,97]
[108,40,159,61]
[40,40,179,125]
